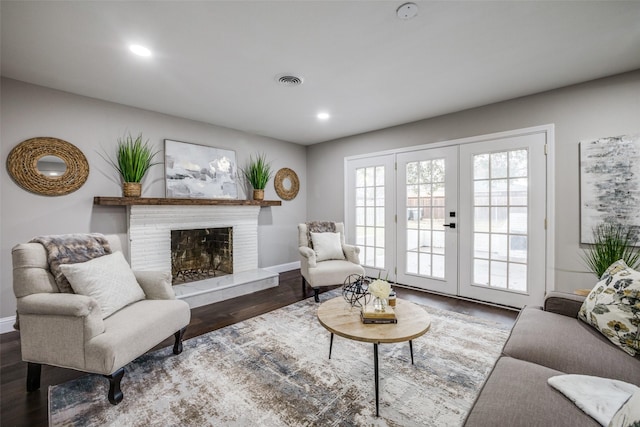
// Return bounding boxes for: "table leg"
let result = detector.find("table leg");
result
[409,340,414,365]
[374,343,379,417]
[329,333,334,359]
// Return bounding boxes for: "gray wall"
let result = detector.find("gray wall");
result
[307,70,640,293]
[1,78,307,318]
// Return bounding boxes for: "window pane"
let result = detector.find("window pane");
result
[407,229,419,251]
[365,187,375,206]
[366,229,375,247]
[376,187,385,205]
[365,167,374,186]
[509,236,527,263]
[375,248,385,268]
[491,234,508,261]
[491,152,508,178]
[491,207,508,233]
[432,159,445,183]
[375,166,385,186]
[356,207,365,226]
[509,150,528,177]
[356,227,365,245]
[475,207,490,232]
[509,263,527,291]
[474,233,489,259]
[366,207,375,226]
[474,259,489,285]
[432,231,445,255]
[376,227,385,248]
[407,251,418,274]
[419,161,432,183]
[375,207,384,226]
[419,253,431,276]
[474,180,490,205]
[356,188,365,206]
[420,230,431,252]
[491,179,508,205]
[490,261,508,288]
[474,154,490,179]
[356,168,365,187]
[406,162,419,185]
[365,247,375,266]
[432,255,445,278]
[509,178,528,205]
[509,207,528,234]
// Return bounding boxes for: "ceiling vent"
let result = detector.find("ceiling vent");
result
[276,74,304,87]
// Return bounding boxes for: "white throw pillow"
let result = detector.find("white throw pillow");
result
[60,251,146,319]
[310,232,345,262]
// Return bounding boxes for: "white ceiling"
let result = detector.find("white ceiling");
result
[2,1,640,145]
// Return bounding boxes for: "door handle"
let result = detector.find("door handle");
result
[442,223,456,229]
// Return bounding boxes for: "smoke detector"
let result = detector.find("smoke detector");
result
[397,2,418,20]
[276,74,304,87]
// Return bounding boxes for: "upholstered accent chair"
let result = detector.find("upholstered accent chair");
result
[12,234,191,404]
[298,222,365,302]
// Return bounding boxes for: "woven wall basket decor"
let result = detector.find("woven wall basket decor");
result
[7,137,89,196]
[274,167,299,201]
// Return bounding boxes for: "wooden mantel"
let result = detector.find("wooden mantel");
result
[93,196,281,207]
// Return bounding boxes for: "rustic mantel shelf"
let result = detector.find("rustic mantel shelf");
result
[93,197,281,207]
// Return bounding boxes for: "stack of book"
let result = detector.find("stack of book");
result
[360,305,397,324]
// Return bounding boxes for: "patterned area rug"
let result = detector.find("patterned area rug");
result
[49,292,511,426]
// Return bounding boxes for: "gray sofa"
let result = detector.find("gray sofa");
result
[464,291,640,427]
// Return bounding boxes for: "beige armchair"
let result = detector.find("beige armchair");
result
[298,222,365,302]
[12,234,191,405]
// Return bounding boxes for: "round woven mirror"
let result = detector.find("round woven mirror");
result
[274,167,299,201]
[7,137,89,196]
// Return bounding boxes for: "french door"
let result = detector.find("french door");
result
[346,127,551,308]
[396,147,458,294]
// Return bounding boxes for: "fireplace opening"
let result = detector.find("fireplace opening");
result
[171,227,233,285]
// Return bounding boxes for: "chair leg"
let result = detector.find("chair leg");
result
[173,327,186,355]
[104,367,125,405]
[26,362,41,392]
[314,288,320,303]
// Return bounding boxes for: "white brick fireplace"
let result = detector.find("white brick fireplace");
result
[127,204,278,308]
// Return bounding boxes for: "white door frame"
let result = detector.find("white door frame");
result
[344,124,555,305]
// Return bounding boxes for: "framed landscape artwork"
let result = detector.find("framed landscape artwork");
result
[165,140,238,199]
[579,133,640,244]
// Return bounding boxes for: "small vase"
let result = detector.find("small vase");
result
[372,296,387,312]
[253,189,264,201]
[123,182,141,197]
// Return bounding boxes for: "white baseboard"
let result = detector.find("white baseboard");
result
[1,261,301,335]
[1,315,17,334]
[264,261,300,274]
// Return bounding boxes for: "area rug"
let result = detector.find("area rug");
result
[49,292,511,426]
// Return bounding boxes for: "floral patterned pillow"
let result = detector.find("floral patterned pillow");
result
[578,259,640,357]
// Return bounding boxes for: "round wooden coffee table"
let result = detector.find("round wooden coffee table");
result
[317,297,431,417]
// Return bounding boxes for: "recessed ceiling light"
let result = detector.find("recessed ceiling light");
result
[317,112,330,120]
[129,44,152,57]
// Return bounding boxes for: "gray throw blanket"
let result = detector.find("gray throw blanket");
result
[306,221,336,249]
[30,233,112,293]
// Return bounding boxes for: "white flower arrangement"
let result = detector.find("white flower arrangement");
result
[369,279,391,299]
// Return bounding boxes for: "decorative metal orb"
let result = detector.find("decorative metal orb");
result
[342,274,371,308]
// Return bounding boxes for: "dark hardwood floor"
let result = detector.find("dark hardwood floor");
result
[0,270,517,426]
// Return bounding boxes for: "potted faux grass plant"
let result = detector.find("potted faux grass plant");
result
[582,222,640,278]
[241,153,273,201]
[103,132,160,197]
